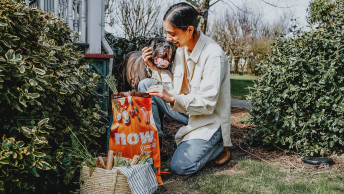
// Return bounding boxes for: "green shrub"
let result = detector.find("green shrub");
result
[0,1,106,192]
[247,1,344,156]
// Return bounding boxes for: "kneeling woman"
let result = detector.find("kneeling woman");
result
[139,2,231,175]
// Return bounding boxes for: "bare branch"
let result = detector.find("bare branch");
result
[105,0,111,11]
[220,0,246,12]
[259,0,294,9]
[106,0,161,39]
[209,0,221,7]
[185,0,200,7]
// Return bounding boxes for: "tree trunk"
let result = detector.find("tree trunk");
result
[200,0,210,33]
[234,56,240,74]
[186,0,210,34]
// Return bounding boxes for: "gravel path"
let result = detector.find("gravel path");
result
[231,98,252,110]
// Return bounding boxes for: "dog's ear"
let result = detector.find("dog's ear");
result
[169,41,178,61]
[144,38,155,48]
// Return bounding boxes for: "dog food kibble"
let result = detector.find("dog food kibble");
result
[117,113,122,122]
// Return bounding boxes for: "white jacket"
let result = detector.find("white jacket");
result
[152,32,232,146]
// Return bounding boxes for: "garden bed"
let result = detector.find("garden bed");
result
[155,107,344,193]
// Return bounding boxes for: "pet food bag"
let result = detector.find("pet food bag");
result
[109,92,162,185]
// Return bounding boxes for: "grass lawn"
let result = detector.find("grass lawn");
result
[231,74,259,100]
[182,159,344,194]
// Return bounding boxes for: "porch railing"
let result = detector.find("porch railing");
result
[26,0,114,76]
[27,0,86,43]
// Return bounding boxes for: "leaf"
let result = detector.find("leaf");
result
[0,22,7,27]
[31,167,40,177]
[2,139,14,149]
[38,118,49,126]
[16,141,25,148]
[0,160,10,165]
[13,103,23,112]
[77,66,84,75]
[19,97,27,107]
[5,49,15,61]
[33,67,46,75]
[26,93,40,99]
[23,147,30,155]
[21,126,34,135]
[33,136,48,144]
[36,160,52,170]
[13,152,18,159]
[320,148,325,155]
[14,12,25,16]
[18,65,25,73]
[33,152,46,158]
[29,79,38,86]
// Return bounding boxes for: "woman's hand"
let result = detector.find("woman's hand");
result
[142,47,154,70]
[147,85,175,104]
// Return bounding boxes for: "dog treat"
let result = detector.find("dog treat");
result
[122,110,130,124]
[130,155,140,166]
[105,150,114,170]
[117,113,122,122]
[96,156,106,169]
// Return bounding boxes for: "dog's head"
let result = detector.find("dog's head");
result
[145,37,177,69]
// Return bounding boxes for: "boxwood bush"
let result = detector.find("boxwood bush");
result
[0,0,106,192]
[247,1,344,156]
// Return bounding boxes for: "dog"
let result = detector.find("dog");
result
[123,37,177,90]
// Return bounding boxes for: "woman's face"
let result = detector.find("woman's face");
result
[163,20,193,48]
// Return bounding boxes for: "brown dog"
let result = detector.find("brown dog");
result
[123,37,177,90]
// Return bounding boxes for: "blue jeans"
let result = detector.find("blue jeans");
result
[138,78,224,175]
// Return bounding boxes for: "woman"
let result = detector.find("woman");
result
[138,2,231,175]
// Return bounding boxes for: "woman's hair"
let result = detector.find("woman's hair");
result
[163,2,199,36]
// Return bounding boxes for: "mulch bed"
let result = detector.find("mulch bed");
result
[155,107,344,193]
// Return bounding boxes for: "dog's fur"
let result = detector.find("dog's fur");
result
[123,37,177,90]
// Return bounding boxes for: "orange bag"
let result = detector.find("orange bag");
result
[108,92,162,185]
